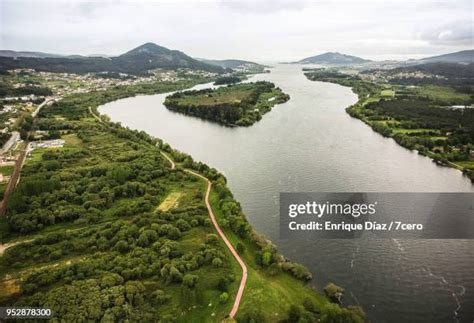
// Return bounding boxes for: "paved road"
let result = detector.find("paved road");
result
[161,150,248,319]
[1,97,54,217]
[31,97,54,118]
[0,149,26,216]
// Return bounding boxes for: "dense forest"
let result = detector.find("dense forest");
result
[0,133,11,147]
[213,76,242,85]
[0,82,52,97]
[164,81,290,126]
[0,79,364,322]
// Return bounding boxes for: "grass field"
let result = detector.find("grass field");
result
[413,85,471,105]
[62,133,82,145]
[0,165,14,177]
[157,192,183,212]
[380,89,395,97]
[392,128,440,134]
[176,88,254,106]
[453,161,474,170]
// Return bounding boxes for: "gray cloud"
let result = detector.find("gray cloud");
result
[420,20,473,46]
[219,0,311,14]
[1,0,472,61]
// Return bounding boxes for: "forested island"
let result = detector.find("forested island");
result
[164,81,290,126]
[0,71,364,322]
[305,63,474,182]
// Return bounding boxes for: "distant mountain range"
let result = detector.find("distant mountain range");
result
[1,45,472,73]
[0,50,65,58]
[294,52,371,65]
[197,58,265,70]
[0,43,225,74]
[417,50,474,64]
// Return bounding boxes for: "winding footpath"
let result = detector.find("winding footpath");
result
[160,151,248,319]
[92,100,248,319]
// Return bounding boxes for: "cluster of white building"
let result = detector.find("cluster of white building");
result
[28,139,65,151]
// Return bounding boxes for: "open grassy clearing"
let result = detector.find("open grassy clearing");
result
[0,165,14,176]
[157,192,183,212]
[176,88,254,106]
[380,89,395,97]
[413,85,472,105]
[391,128,441,134]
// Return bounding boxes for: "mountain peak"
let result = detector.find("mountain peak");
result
[296,52,371,65]
[111,42,225,73]
[121,42,171,57]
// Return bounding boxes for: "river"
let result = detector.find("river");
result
[100,64,474,323]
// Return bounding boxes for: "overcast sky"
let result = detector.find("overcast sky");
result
[0,0,472,62]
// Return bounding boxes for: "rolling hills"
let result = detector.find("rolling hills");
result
[418,49,474,64]
[197,58,265,72]
[0,43,224,75]
[294,52,371,65]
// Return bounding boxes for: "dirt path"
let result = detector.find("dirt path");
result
[0,242,16,256]
[160,151,176,169]
[87,111,247,318]
[184,169,248,319]
[161,150,247,318]
[89,106,105,124]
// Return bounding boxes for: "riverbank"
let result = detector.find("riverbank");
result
[304,68,474,183]
[99,64,474,322]
[0,78,364,322]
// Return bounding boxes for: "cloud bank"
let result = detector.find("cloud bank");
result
[0,0,472,61]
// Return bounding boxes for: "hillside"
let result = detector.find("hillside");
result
[0,43,224,75]
[295,52,371,65]
[418,50,474,64]
[389,62,474,79]
[0,50,64,58]
[381,62,474,89]
[199,58,264,69]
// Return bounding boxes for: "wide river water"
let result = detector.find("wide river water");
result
[100,64,474,322]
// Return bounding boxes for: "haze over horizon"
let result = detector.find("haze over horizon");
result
[1,0,472,62]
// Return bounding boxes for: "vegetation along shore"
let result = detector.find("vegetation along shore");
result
[0,66,364,322]
[164,81,290,127]
[304,63,474,183]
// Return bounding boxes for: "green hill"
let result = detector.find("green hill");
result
[0,43,224,75]
[295,52,371,65]
[418,50,474,64]
[198,58,266,73]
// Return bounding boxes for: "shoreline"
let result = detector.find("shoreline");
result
[305,76,474,184]
[0,76,365,321]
